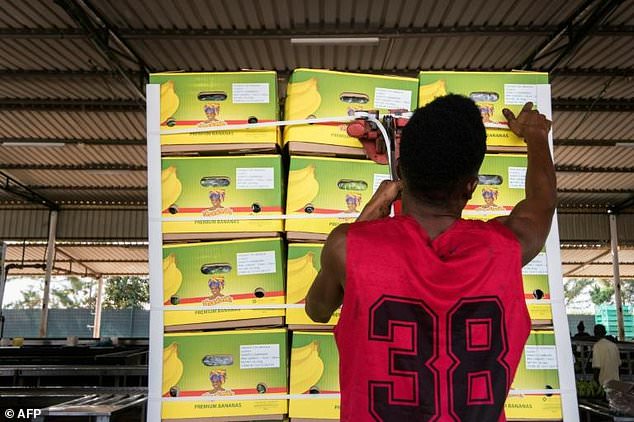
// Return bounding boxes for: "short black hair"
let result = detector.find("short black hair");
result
[399,94,486,204]
[594,324,606,337]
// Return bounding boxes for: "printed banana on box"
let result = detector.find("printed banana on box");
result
[289,331,340,420]
[286,243,340,326]
[511,331,560,391]
[284,68,418,148]
[285,156,390,236]
[162,238,284,327]
[463,154,527,221]
[161,155,283,234]
[162,329,288,419]
[418,71,549,147]
[150,71,279,145]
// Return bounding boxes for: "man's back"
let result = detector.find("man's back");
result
[334,216,530,422]
[592,338,621,386]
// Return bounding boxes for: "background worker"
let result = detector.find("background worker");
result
[306,96,556,421]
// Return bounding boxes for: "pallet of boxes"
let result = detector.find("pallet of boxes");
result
[150,72,288,421]
[420,71,567,420]
[284,69,419,421]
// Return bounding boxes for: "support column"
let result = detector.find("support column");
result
[0,242,7,338]
[93,276,104,338]
[39,210,58,337]
[609,211,625,341]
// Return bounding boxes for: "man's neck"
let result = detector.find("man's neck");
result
[401,195,465,240]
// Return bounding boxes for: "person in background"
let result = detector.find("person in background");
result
[573,320,591,339]
[592,324,621,386]
[306,96,555,421]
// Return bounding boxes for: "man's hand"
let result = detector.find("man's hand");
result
[356,179,402,222]
[503,102,551,142]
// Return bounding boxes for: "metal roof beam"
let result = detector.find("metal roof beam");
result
[558,188,634,194]
[0,137,145,146]
[0,171,59,210]
[54,0,149,100]
[522,0,624,71]
[556,165,634,173]
[2,25,632,39]
[0,98,144,111]
[0,164,146,171]
[0,98,631,112]
[554,139,633,146]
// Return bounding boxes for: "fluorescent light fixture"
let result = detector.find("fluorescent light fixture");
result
[86,169,133,176]
[615,142,634,148]
[2,142,65,147]
[290,37,380,46]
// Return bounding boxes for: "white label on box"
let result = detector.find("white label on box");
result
[236,167,274,189]
[236,251,276,275]
[374,87,412,110]
[240,344,280,369]
[504,84,538,105]
[523,253,548,275]
[232,83,270,104]
[508,167,527,189]
[524,345,558,370]
[373,174,392,194]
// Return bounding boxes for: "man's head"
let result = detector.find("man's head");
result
[399,94,486,207]
[577,320,586,333]
[594,324,607,338]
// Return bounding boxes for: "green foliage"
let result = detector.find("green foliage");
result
[6,285,42,309]
[564,278,593,306]
[50,276,95,309]
[101,276,149,310]
[589,279,634,306]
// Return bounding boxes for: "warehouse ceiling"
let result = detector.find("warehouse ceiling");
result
[0,0,633,278]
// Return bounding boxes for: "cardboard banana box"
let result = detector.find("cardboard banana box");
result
[150,71,279,153]
[463,153,527,221]
[162,328,288,420]
[289,332,340,420]
[505,394,562,420]
[418,71,549,149]
[511,330,560,391]
[523,251,553,327]
[162,238,285,330]
[285,156,390,240]
[286,243,340,329]
[283,69,418,155]
[161,155,283,239]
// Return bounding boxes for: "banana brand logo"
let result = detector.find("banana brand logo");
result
[203,189,233,216]
[286,252,318,304]
[287,165,319,212]
[161,166,183,212]
[198,103,227,127]
[162,342,184,396]
[202,275,233,306]
[285,78,322,120]
[203,369,235,396]
[290,341,324,394]
[160,80,180,124]
[418,79,447,106]
[163,254,183,302]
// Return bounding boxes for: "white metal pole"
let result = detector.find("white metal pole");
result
[39,209,58,338]
[147,84,165,422]
[93,276,104,338]
[0,242,7,338]
[609,212,625,341]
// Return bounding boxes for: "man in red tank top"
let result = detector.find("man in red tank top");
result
[306,95,555,421]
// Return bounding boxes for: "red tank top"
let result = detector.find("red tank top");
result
[334,216,530,422]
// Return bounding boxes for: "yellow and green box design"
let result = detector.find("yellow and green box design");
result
[285,156,390,235]
[289,331,340,419]
[162,328,288,419]
[505,394,562,420]
[523,251,553,323]
[463,153,527,221]
[161,155,283,233]
[162,238,285,327]
[287,243,340,326]
[150,71,279,145]
[418,71,549,147]
[284,68,418,148]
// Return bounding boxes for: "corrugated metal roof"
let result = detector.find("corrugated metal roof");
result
[560,248,610,263]
[568,264,634,278]
[553,111,634,140]
[0,75,137,100]
[0,109,145,140]
[552,75,634,100]
[557,172,634,191]
[555,146,634,167]
[0,145,146,166]
[594,248,634,264]
[2,169,146,188]
[558,192,632,207]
